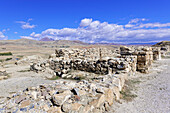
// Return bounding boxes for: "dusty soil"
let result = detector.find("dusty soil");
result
[109,58,170,113]
[0,63,55,103]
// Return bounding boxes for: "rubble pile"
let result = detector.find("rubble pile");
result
[1,73,127,113]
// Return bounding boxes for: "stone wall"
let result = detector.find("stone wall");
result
[1,73,127,113]
[120,46,157,73]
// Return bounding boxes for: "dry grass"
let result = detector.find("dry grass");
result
[46,76,60,80]
[120,79,141,102]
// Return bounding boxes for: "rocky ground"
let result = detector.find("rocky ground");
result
[109,58,170,113]
[0,64,54,103]
[0,56,169,112]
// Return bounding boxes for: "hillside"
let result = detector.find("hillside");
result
[152,41,170,47]
[0,38,89,47]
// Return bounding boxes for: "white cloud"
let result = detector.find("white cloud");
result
[129,18,147,24]
[16,18,36,29]
[21,23,36,29]
[0,31,7,40]
[14,32,18,34]
[80,18,92,27]
[20,18,170,44]
[138,23,170,28]
[125,18,170,29]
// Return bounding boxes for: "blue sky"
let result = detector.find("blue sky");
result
[0,0,170,43]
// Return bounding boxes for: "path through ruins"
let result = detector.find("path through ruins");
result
[109,58,170,113]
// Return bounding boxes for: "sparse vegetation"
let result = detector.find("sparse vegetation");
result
[162,55,170,59]
[0,52,13,56]
[120,79,140,101]
[47,76,60,80]
[17,69,31,72]
[5,58,12,61]
[17,55,24,58]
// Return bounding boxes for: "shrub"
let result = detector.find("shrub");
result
[0,52,13,56]
[5,58,12,61]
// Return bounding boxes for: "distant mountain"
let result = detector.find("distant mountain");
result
[0,38,89,47]
[54,40,89,46]
[40,37,54,41]
[90,42,157,46]
[152,41,170,47]
[126,42,157,45]
[90,43,121,45]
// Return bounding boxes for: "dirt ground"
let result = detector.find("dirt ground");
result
[109,58,170,113]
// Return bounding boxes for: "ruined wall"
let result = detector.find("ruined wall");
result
[31,57,136,77]
[1,46,162,112]
[120,46,156,73]
[1,73,127,113]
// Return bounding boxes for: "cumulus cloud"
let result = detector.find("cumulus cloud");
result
[16,18,36,29]
[80,18,92,27]
[20,18,170,44]
[125,18,170,29]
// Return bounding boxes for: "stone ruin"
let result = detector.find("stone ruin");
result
[30,48,136,78]
[120,46,161,73]
[0,46,162,112]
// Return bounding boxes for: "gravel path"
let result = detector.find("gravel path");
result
[109,59,170,113]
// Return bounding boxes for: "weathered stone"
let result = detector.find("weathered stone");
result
[62,102,71,112]
[15,95,26,104]
[31,91,38,100]
[47,106,62,113]
[105,88,114,106]
[89,94,105,108]
[20,100,31,108]
[71,103,82,111]
[52,90,72,106]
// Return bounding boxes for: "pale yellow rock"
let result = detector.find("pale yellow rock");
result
[43,104,49,111]
[71,103,82,111]
[20,100,31,108]
[52,90,72,105]
[105,88,114,106]
[47,106,62,113]
[89,94,105,108]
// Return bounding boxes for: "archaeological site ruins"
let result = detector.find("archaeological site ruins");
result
[0,44,167,113]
